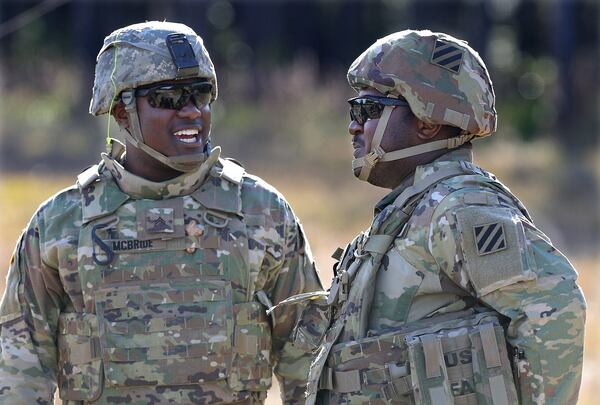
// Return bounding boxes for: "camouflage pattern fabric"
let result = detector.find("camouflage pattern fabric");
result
[0,146,322,404]
[312,149,586,405]
[347,30,496,137]
[90,21,217,116]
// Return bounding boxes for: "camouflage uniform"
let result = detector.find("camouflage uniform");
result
[306,31,586,405]
[0,22,322,405]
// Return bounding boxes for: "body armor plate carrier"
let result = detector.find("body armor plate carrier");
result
[57,161,271,401]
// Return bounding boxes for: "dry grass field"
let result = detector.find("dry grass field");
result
[0,168,596,404]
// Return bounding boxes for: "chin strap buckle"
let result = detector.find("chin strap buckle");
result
[364,145,386,168]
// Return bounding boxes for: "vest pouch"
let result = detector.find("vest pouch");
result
[469,323,518,405]
[57,312,103,401]
[407,334,454,405]
[228,302,272,392]
[324,327,413,403]
[95,279,234,387]
[406,318,518,405]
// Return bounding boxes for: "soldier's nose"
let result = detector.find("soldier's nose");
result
[348,120,362,136]
[177,100,203,119]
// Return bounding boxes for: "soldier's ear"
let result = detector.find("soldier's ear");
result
[416,119,442,140]
[111,102,130,130]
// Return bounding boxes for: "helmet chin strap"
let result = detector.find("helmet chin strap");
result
[352,105,472,182]
[120,90,209,173]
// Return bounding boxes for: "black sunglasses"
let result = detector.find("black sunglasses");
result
[347,95,410,125]
[134,81,213,110]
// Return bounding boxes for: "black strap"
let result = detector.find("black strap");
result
[91,223,114,265]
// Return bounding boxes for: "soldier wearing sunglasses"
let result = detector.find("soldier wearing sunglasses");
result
[303,30,585,405]
[0,21,323,404]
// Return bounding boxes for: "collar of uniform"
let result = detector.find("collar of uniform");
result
[190,157,244,216]
[374,147,473,214]
[413,147,473,183]
[101,147,221,200]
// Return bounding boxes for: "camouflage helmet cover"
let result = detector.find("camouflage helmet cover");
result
[90,21,217,116]
[347,30,496,137]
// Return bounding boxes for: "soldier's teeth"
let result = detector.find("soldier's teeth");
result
[173,129,198,143]
[179,136,197,144]
[174,129,199,137]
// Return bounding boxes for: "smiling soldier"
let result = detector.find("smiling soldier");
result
[305,30,586,405]
[0,21,322,405]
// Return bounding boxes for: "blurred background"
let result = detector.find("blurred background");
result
[0,0,598,403]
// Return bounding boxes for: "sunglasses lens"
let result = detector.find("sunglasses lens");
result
[350,105,365,124]
[189,82,213,108]
[148,88,186,109]
[363,103,383,119]
[144,82,213,110]
[191,91,212,108]
[349,99,384,124]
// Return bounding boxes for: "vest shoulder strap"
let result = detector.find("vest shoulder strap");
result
[192,161,244,216]
[80,172,130,224]
[77,164,101,190]
[219,157,245,185]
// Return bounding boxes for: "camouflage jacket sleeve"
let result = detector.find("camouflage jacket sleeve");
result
[0,199,70,404]
[260,198,323,404]
[429,188,586,404]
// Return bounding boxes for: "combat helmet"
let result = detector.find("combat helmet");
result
[90,21,217,172]
[347,30,497,181]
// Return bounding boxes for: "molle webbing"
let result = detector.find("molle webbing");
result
[408,321,515,405]
[421,334,443,379]
[320,311,517,404]
[58,313,101,365]
[318,365,413,396]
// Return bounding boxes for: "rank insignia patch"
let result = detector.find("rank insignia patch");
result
[431,39,464,73]
[473,222,506,255]
[146,208,174,233]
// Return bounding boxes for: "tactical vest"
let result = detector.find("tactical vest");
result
[306,162,530,405]
[56,161,272,403]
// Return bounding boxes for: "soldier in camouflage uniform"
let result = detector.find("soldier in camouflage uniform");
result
[0,21,322,405]
[304,30,586,405]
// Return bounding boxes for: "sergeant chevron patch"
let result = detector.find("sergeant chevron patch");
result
[473,222,506,255]
[431,39,464,73]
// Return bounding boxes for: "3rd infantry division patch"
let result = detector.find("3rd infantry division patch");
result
[473,222,506,255]
[431,39,464,74]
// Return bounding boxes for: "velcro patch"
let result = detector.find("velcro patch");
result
[431,39,464,73]
[136,199,185,240]
[146,208,174,233]
[473,222,506,255]
[454,207,536,296]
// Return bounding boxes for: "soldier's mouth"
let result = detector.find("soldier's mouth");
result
[173,128,199,144]
[352,142,364,158]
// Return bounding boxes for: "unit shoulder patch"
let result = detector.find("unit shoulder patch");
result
[454,206,536,296]
[473,222,506,256]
